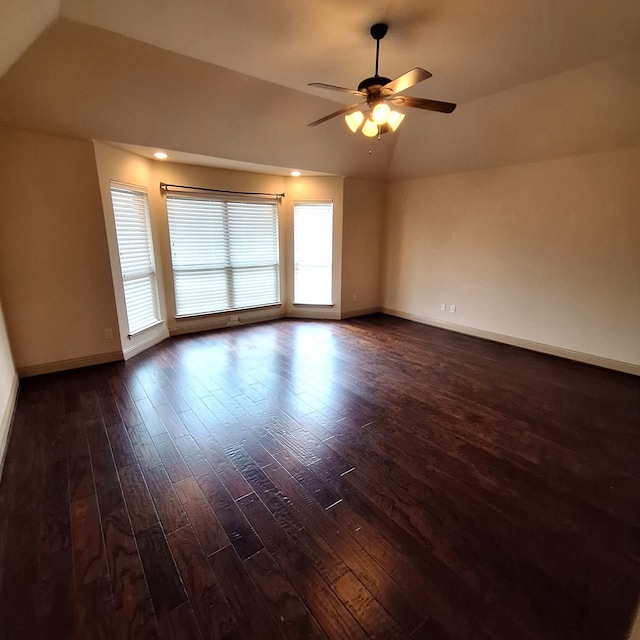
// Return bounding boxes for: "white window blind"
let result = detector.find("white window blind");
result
[166,196,280,317]
[294,202,333,305]
[110,185,161,336]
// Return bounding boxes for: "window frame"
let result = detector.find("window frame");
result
[109,182,162,337]
[166,194,281,318]
[293,201,334,306]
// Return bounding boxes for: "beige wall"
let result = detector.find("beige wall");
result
[341,177,386,317]
[0,126,120,374]
[0,296,17,472]
[0,300,16,410]
[383,147,640,371]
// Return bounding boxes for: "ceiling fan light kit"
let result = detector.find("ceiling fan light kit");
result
[387,110,405,131]
[345,110,365,132]
[308,23,456,139]
[362,117,379,137]
[371,102,391,125]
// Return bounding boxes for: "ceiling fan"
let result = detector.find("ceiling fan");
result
[308,23,456,137]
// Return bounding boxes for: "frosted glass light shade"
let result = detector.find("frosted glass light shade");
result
[371,102,391,125]
[361,118,379,137]
[344,110,364,133]
[387,111,406,131]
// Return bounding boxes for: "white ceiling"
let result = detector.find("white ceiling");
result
[0,0,58,78]
[0,0,639,179]
[107,142,333,177]
[58,0,640,103]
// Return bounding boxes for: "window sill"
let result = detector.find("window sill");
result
[292,303,334,308]
[128,319,164,339]
[175,303,282,320]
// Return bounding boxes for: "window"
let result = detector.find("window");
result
[110,184,161,336]
[294,202,333,305]
[166,196,280,317]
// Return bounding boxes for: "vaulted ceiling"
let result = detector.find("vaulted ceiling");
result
[1,0,639,179]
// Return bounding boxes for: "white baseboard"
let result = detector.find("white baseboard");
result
[341,307,381,320]
[170,307,285,337]
[382,308,639,376]
[17,351,123,378]
[123,324,170,360]
[287,306,341,320]
[0,373,20,480]
[18,351,122,378]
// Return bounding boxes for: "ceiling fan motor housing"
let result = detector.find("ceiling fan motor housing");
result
[357,76,392,106]
[357,76,391,92]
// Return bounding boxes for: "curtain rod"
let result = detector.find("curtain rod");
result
[160,182,285,199]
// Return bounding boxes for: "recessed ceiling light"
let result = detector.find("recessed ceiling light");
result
[154,152,168,159]
[290,170,301,177]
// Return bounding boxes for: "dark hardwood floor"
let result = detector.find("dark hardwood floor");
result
[0,314,638,639]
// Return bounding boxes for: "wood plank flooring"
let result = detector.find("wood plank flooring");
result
[0,314,639,639]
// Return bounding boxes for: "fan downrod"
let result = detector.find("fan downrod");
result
[359,23,390,93]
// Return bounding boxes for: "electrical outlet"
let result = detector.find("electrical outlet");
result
[104,328,113,339]
[440,303,446,311]
[352,294,357,302]
[227,315,240,325]
[449,304,456,313]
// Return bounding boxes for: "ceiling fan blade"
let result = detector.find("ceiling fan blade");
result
[390,95,457,114]
[382,68,432,96]
[308,82,365,97]
[307,103,363,127]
